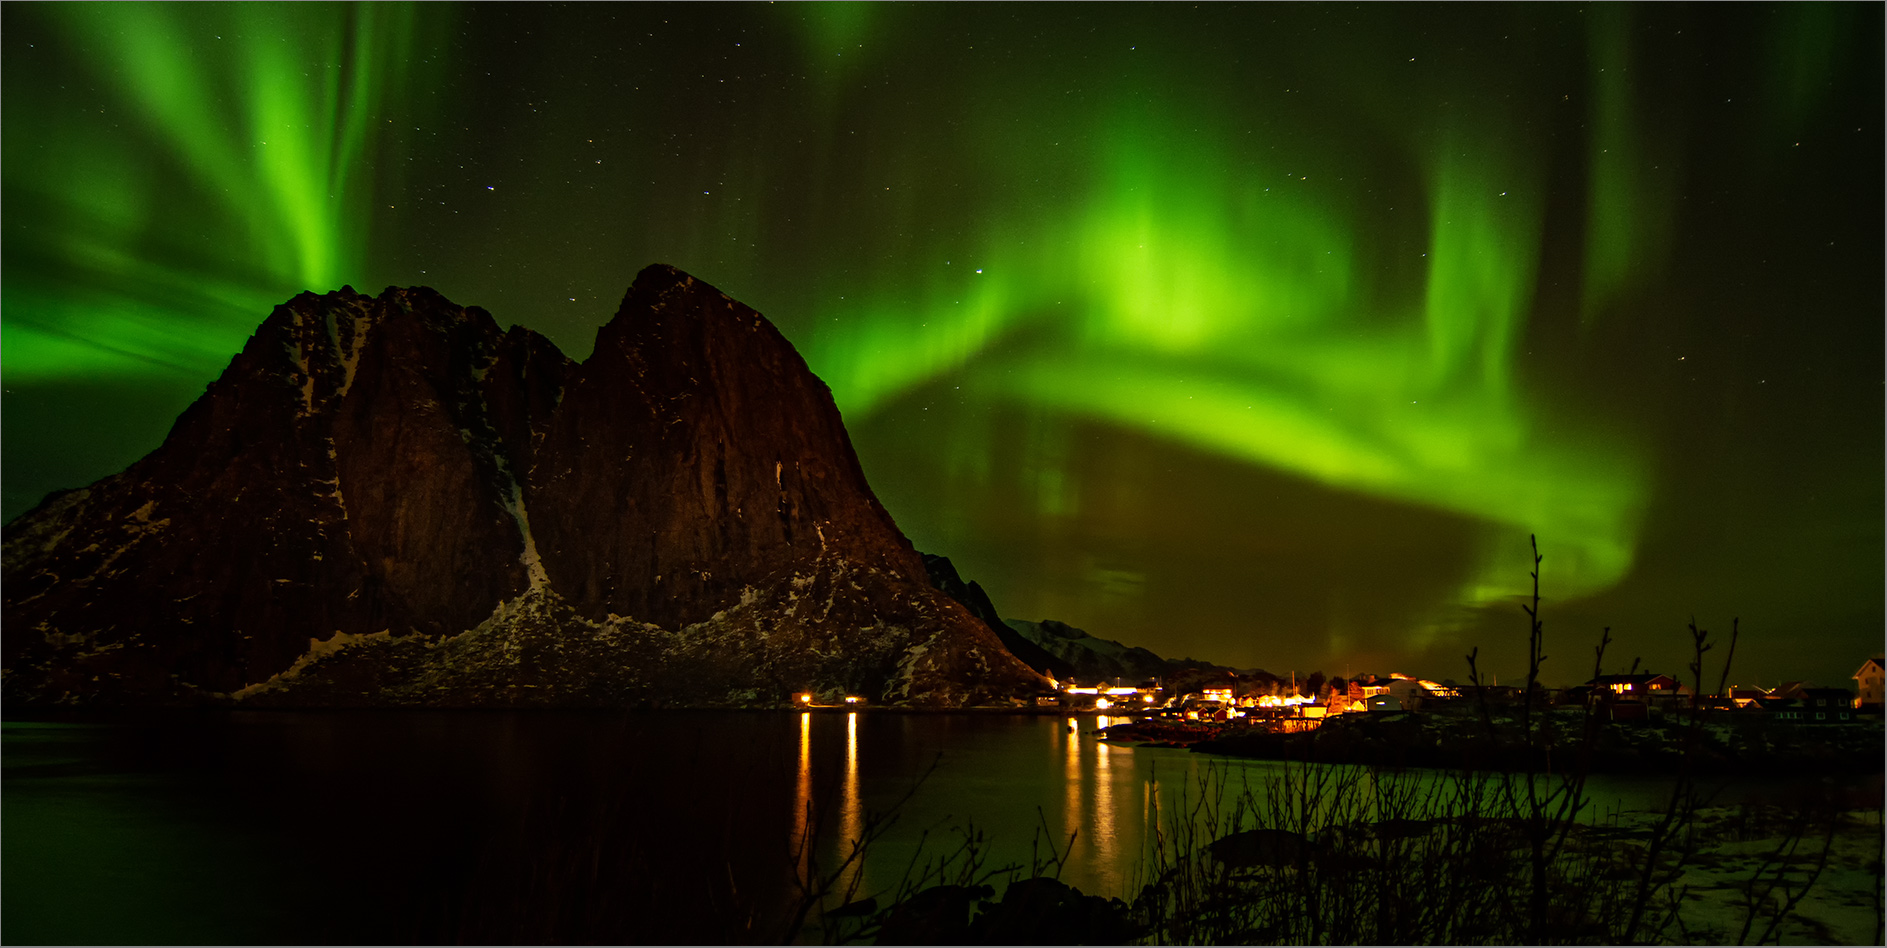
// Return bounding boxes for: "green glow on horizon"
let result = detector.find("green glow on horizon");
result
[2,3,422,382]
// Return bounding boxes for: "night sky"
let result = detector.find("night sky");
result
[3,3,1880,689]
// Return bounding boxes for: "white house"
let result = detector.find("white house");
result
[1854,656,1884,708]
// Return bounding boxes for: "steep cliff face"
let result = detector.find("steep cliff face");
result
[530,268,922,629]
[2,265,1047,707]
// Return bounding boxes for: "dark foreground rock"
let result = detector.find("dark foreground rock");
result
[3,265,1048,708]
[832,877,1137,946]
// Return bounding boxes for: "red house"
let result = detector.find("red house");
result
[1588,674,1689,698]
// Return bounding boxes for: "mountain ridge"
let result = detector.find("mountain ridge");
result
[2,265,1048,708]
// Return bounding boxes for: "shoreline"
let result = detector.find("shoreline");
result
[1100,708,1887,778]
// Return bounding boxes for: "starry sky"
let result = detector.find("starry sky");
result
[3,3,1880,689]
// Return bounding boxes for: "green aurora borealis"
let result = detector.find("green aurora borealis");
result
[3,3,1880,686]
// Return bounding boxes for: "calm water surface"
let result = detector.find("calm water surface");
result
[0,710,1787,943]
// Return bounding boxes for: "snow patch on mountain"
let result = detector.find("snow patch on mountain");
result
[232,628,414,699]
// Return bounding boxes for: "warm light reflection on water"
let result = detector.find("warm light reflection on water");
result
[1093,732,1117,877]
[800,714,1742,907]
[794,711,812,883]
[1064,718,1080,847]
[0,711,1815,945]
[842,711,863,875]
[833,715,1218,900]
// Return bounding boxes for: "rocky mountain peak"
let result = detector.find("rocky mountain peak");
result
[4,266,1046,708]
[534,263,915,630]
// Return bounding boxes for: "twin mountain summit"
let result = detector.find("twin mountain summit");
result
[4,265,1184,709]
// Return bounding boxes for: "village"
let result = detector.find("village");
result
[1040,655,1887,735]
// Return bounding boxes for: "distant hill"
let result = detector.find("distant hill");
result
[916,557,1251,687]
[921,554,1073,681]
[1004,618,1175,685]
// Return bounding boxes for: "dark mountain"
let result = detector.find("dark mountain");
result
[1010,621,1259,694]
[2,265,1048,708]
[1004,618,1175,685]
[1011,615,1260,687]
[919,554,1250,688]
[920,553,1072,681]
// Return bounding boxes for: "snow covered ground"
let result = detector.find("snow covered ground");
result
[1619,804,1883,945]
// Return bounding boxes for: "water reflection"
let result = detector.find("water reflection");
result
[1064,718,1080,847]
[1093,738,1117,879]
[842,712,863,861]
[814,716,1713,903]
[794,712,812,883]
[3,711,1833,944]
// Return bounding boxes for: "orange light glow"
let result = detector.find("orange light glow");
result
[1251,694,1318,708]
[794,711,812,882]
[1095,697,1112,710]
[844,695,861,704]
[797,693,813,704]
[842,711,861,882]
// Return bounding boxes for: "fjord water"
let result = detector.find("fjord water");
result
[0,712,1741,943]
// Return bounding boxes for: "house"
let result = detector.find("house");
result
[1588,673,1690,698]
[1755,696,1805,722]
[1766,682,1858,721]
[1798,688,1856,723]
[1727,686,1768,709]
[1558,684,1597,707]
[1854,657,1884,709]
[1772,681,1810,700]
[1434,684,1522,708]
[1371,676,1449,711]
[1586,674,1692,712]
[1061,681,1160,711]
[1349,676,1393,701]
[1607,699,1649,723]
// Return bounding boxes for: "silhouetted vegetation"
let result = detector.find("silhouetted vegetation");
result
[795,536,1873,945]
